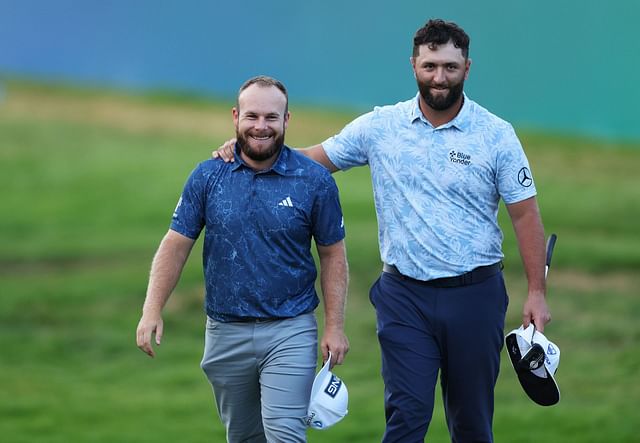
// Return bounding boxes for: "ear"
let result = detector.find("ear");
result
[409,56,417,78]
[283,111,290,130]
[232,107,239,126]
[464,58,472,80]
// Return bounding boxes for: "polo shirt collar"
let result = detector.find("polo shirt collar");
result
[410,92,472,132]
[232,143,291,175]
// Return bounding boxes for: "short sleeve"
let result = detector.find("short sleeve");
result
[311,173,346,246]
[495,125,538,204]
[170,163,206,239]
[321,111,374,170]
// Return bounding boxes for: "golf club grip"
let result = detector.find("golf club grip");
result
[546,234,557,268]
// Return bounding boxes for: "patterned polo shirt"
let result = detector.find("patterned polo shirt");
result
[171,145,345,322]
[322,93,536,280]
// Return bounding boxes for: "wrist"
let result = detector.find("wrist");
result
[323,322,344,333]
[526,290,546,301]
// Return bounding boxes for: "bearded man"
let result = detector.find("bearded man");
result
[137,76,349,443]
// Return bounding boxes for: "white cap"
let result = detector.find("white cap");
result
[306,352,348,429]
[505,324,561,406]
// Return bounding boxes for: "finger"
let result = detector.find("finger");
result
[136,328,143,348]
[537,314,551,333]
[137,339,154,357]
[144,344,155,358]
[137,328,155,357]
[522,311,532,328]
[223,139,236,162]
[155,322,163,345]
[330,351,338,368]
[321,344,329,366]
[137,327,149,349]
[337,342,349,365]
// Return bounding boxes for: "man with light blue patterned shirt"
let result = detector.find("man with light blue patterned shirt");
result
[213,19,550,443]
[320,19,550,442]
[137,76,349,443]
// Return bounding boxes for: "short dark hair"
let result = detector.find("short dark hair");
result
[237,75,288,113]
[412,19,470,59]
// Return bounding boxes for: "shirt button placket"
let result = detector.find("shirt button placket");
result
[249,173,257,218]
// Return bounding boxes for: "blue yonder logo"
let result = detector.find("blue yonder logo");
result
[449,150,472,166]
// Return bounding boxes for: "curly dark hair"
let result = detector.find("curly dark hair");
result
[412,19,470,59]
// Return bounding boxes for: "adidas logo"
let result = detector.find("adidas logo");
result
[278,196,294,207]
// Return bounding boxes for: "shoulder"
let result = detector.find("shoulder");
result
[288,148,330,173]
[337,97,412,138]
[370,97,414,120]
[346,96,414,125]
[184,158,232,187]
[192,158,231,175]
[466,98,515,134]
[286,148,337,184]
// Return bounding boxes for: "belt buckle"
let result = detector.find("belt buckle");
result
[460,270,473,286]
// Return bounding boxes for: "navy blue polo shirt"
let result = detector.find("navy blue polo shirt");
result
[170,145,345,322]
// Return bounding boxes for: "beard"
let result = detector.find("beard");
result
[236,130,285,162]
[418,77,465,111]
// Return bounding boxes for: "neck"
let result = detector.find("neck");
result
[239,147,282,172]
[418,94,464,128]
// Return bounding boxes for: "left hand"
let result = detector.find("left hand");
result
[522,291,551,332]
[320,327,349,368]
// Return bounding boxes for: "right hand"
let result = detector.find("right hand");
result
[321,327,350,369]
[211,138,236,162]
[136,313,164,358]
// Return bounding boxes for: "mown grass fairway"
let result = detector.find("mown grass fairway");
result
[1,81,639,442]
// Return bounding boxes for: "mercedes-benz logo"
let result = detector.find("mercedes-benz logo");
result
[518,167,533,187]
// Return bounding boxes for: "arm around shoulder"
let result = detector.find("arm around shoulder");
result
[299,144,339,173]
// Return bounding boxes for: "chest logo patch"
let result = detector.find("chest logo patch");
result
[449,150,472,166]
[278,196,294,207]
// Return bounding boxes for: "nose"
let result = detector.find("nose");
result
[254,117,268,130]
[432,67,446,84]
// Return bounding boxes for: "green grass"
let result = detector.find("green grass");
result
[1,81,639,442]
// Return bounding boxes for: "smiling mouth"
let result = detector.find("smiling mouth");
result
[250,134,272,141]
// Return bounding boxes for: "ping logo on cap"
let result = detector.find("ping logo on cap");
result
[324,375,342,398]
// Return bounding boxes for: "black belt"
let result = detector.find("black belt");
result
[382,262,503,288]
[234,317,279,323]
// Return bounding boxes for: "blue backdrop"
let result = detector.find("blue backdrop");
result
[1,0,637,140]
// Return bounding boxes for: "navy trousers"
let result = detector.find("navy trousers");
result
[369,271,508,443]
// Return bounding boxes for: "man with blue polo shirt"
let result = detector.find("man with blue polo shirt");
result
[137,75,349,443]
[212,19,550,443]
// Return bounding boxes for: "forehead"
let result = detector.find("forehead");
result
[414,41,466,64]
[238,84,287,114]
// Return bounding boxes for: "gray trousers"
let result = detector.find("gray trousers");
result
[200,313,317,443]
